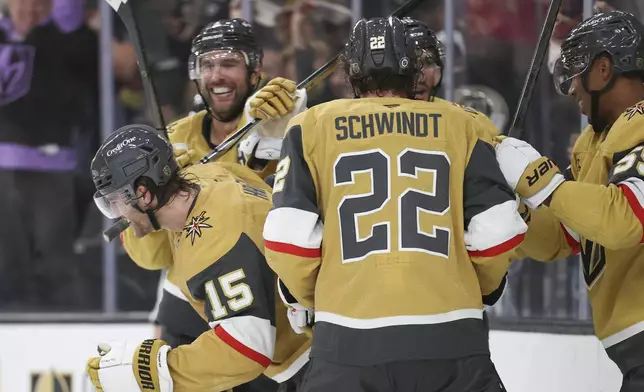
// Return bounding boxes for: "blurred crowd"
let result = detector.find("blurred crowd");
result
[0,0,641,327]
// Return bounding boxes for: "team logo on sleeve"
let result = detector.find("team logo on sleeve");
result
[624,103,644,121]
[183,211,212,245]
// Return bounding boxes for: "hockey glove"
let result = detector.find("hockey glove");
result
[172,143,198,169]
[249,77,298,120]
[278,278,314,336]
[86,339,173,392]
[494,136,565,209]
[245,78,308,139]
[239,130,283,161]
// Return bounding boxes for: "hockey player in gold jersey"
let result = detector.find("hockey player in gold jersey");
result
[263,17,527,392]
[119,19,308,392]
[121,19,306,271]
[493,11,644,391]
[87,125,310,392]
[403,17,511,309]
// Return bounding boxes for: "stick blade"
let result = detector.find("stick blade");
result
[104,0,128,12]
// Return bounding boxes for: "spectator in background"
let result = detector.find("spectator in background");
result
[0,0,134,310]
[465,0,539,133]
[409,0,468,91]
[157,0,231,121]
[275,0,351,105]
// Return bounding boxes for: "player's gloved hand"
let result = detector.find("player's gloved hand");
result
[249,77,298,120]
[172,143,198,169]
[86,339,173,392]
[238,130,283,161]
[245,78,308,139]
[494,136,565,209]
[277,278,314,336]
[286,303,314,335]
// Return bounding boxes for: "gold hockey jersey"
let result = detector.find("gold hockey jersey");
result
[517,101,644,369]
[121,110,276,271]
[263,97,527,365]
[158,163,309,391]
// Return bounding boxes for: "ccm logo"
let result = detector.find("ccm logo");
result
[526,159,555,187]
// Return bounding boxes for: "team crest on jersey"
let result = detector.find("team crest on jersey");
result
[624,103,644,121]
[184,211,212,245]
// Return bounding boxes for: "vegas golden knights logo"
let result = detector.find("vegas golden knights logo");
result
[31,371,72,392]
[581,239,606,289]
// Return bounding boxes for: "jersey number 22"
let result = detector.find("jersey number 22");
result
[334,148,451,263]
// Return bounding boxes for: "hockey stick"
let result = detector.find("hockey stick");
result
[102,0,428,242]
[196,0,427,165]
[105,0,166,132]
[507,0,563,137]
[102,0,167,242]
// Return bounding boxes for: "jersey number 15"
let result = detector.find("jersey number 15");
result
[205,268,254,320]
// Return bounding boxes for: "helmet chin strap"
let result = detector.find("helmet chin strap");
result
[132,204,163,231]
[582,72,617,133]
[146,210,162,231]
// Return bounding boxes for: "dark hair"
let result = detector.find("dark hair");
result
[135,171,200,212]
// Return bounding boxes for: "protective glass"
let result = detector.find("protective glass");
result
[553,53,590,96]
[188,50,248,81]
[93,187,134,219]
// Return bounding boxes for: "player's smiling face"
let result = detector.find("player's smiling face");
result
[198,50,257,121]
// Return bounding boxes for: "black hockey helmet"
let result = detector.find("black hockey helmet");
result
[91,124,178,220]
[188,18,263,81]
[554,11,644,96]
[401,17,444,70]
[401,17,445,97]
[343,16,418,95]
[553,11,644,130]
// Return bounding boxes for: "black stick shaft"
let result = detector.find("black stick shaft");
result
[102,0,167,242]
[507,0,563,137]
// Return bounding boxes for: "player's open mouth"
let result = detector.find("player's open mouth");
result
[211,87,234,100]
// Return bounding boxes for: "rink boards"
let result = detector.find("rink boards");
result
[0,323,623,392]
